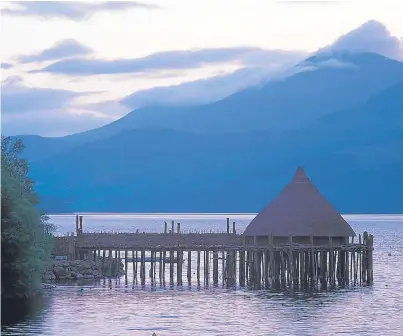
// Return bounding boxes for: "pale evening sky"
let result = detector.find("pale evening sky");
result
[1,0,402,136]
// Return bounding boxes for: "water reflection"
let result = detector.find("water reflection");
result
[2,215,402,336]
[1,294,52,331]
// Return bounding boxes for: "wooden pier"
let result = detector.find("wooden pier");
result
[52,167,375,289]
[53,216,374,289]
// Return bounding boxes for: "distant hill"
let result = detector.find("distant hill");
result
[17,52,403,156]
[26,80,403,214]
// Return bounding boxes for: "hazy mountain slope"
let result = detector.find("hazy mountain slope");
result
[28,83,403,213]
[25,52,401,149]
[17,52,403,167]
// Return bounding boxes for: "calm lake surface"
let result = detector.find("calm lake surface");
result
[2,214,403,336]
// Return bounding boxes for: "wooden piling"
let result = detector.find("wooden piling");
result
[239,249,245,286]
[288,236,294,287]
[177,250,183,286]
[150,250,155,280]
[222,250,226,286]
[132,250,136,280]
[159,250,163,283]
[187,250,192,284]
[169,250,174,284]
[162,249,166,284]
[213,251,219,286]
[196,250,201,284]
[140,249,146,285]
[205,249,210,286]
[124,250,128,277]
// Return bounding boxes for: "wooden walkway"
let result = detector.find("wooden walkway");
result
[52,216,374,290]
[78,232,242,249]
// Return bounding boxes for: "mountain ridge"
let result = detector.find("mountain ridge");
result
[26,80,403,214]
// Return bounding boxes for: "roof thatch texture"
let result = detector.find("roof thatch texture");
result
[243,167,356,237]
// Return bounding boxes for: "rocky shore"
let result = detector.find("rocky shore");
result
[42,259,125,282]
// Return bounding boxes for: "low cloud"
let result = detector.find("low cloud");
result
[319,20,403,60]
[2,1,157,20]
[18,39,93,63]
[2,108,115,137]
[1,76,126,136]
[1,62,13,69]
[1,76,83,115]
[121,63,300,109]
[31,47,306,76]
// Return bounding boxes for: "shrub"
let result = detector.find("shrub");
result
[1,136,54,299]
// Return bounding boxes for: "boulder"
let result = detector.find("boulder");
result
[53,266,67,278]
[83,275,94,279]
[43,271,56,281]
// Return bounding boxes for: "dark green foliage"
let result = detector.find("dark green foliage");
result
[1,136,54,299]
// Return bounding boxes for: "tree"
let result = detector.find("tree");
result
[1,136,54,299]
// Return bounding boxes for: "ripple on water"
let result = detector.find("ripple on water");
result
[2,215,403,336]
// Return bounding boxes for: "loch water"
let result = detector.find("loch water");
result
[2,214,403,336]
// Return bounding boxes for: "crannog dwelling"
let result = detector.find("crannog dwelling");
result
[243,167,356,246]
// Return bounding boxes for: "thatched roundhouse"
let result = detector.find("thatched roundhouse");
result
[243,167,355,246]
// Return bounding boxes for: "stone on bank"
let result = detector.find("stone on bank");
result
[42,259,125,282]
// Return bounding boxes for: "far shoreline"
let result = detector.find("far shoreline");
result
[47,212,403,216]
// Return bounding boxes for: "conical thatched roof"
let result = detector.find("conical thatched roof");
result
[243,167,355,237]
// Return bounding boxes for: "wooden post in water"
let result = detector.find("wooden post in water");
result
[329,237,334,286]
[222,250,227,286]
[132,250,136,281]
[233,250,237,286]
[124,250,128,277]
[159,250,163,284]
[269,235,274,287]
[140,249,146,285]
[197,250,201,285]
[115,250,119,276]
[107,249,112,276]
[205,249,210,286]
[358,233,362,285]
[177,250,183,286]
[162,249,166,285]
[288,236,294,287]
[150,250,155,280]
[239,249,245,287]
[187,250,192,284]
[309,236,314,286]
[225,249,233,288]
[369,234,374,284]
[169,250,174,285]
[213,251,219,286]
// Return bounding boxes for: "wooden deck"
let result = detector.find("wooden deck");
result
[51,216,374,290]
[78,232,242,250]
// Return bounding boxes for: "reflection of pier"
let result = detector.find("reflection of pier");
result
[53,167,374,290]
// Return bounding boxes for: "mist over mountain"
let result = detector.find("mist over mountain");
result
[24,79,403,214]
[13,21,403,214]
